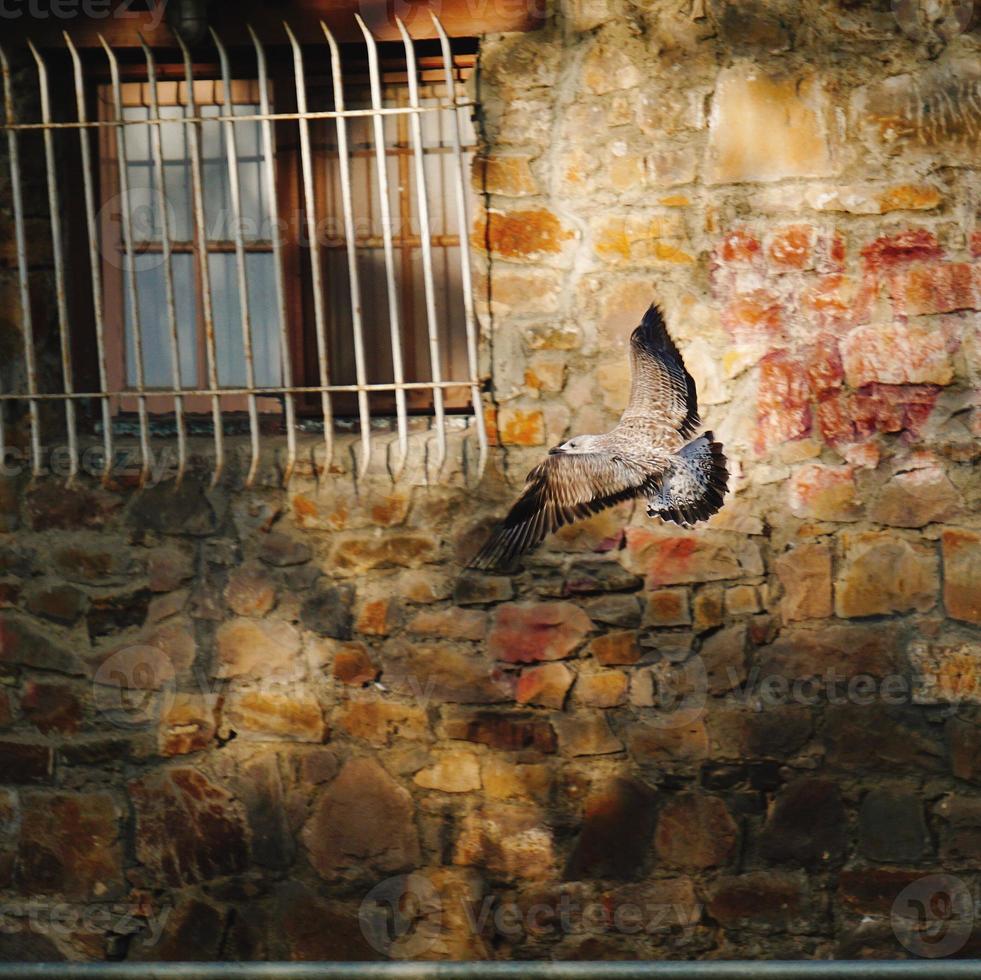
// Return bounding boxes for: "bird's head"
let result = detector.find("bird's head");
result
[550,434,604,455]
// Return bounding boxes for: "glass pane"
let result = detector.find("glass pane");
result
[125,253,197,389]
[208,252,282,388]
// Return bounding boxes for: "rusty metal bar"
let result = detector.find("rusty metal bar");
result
[99,34,153,486]
[174,29,225,486]
[138,33,187,484]
[65,33,114,485]
[395,16,447,480]
[0,43,42,477]
[28,41,79,483]
[285,20,333,471]
[0,380,475,401]
[248,24,297,485]
[212,28,261,487]
[0,959,977,979]
[1,104,471,131]
[356,14,412,480]
[433,12,488,480]
[322,21,373,479]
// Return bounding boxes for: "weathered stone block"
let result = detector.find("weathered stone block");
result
[858,786,931,862]
[441,708,557,753]
[158,694,216,757]
[574,670,628,708]
[17,791,123,900]
[332,534,437,574]
[707,871,810,931]
[655,792,738,870]
[20,682,81,735]
[564,777,656,881]
[0,741,53,784]
[488,602,592,663]
[515,662,574,709]
[628,720,709,765]
[224,690,327,743]
[300,585,355,639]
[788,464,860,522]
[303,758,420,880]
[335,700,429,747]
[414,751,481,793]
[454,803,555,880]
[472,207,575,264]
[589,629,643,666]
[623,528,763,587]
[869,464,961,528]
[942,529,981,625]
[128,478,218,536]
[383,639,513,704]
[707,67,833,183]
[24,584,86,626]
[553,712,623,756]
[331,642,379,686]
[758,778,846,868]
[215,618,303,681]
[129,769,248,886]
[835,531,938,617]
[841,321,953,387]
[224,564,276,617]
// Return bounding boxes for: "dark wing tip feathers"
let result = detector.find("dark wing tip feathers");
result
[633,303,699,439]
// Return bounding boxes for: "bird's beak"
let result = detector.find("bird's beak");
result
[548,446,565,455]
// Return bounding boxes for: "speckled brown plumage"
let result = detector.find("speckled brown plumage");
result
[469,305,729,571]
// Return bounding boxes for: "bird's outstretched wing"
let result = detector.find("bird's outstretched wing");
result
[468,453,654,570]
[624,304,699,438]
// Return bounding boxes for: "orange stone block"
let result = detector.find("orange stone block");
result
[498,408,546,447]
[472,208,574,261]
[767,225,813,270]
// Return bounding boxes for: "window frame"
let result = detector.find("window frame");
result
[88,45,477,424]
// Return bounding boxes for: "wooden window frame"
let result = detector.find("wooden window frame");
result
[86,44,477,425]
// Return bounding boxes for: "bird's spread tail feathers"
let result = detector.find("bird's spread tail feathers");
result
[646,433,728,528]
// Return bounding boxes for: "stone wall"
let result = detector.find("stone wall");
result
[0,0,980,963]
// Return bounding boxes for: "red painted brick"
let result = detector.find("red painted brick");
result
[755,351,811,454]
[768,225,813,270]
[718,228,761,264]
[723,290,783,337]
[890,261,980,316]
[860,229,943,269]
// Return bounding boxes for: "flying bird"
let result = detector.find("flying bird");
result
[468,304,728,570]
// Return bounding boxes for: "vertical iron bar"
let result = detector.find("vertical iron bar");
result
[212,29,261,487]
[174,30,224,486]
[394,17,446,479]
[100,35,152,486]
[0,44,42,477]
[139,33,187,485]
[28,40,78,483]
[248,24,297,485]
[432,13,488,480]
[322,23,374,478]
[284,21,333,472]
[65,33,113,485]
[355,15,413,480]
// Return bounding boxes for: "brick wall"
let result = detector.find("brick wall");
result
[0,0,980,962]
